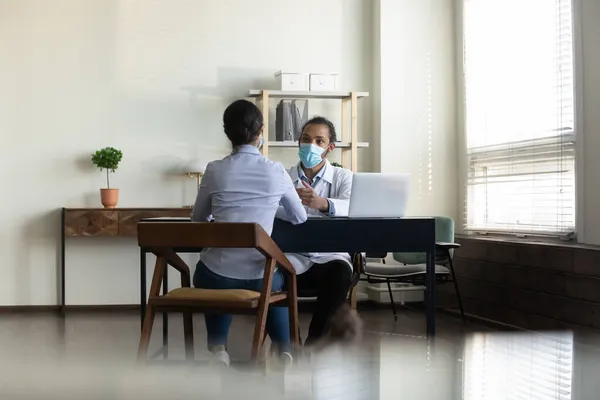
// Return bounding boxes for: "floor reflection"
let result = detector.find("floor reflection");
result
[463,332,573,400]
[0,312,598,399]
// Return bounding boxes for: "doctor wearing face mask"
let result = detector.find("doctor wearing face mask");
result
[276,116,354,346]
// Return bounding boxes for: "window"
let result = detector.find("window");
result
[463,332,574,400]
[463,0,576,236]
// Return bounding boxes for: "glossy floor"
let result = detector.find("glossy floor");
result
[0,309,598,399]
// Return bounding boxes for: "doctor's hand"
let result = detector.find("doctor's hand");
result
[296,181,330,212]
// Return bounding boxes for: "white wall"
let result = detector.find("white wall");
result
[0,0,374,306]
[376,0,457,219]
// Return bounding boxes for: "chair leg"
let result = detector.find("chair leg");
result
[386,279,398,321]
[251,304,269,360]
[137,304,156,361]
[183,312,194,361]
[349,287,358,309]
[262,324,301,351]
[262,330,277,359]
[447,255,465,322]
[288,301,300,354]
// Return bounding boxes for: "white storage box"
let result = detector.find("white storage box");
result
[366,283,424,305]
[274,71,309,91]
[309,73,339,91]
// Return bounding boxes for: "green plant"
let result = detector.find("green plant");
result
[91,147,123,188]
[331,162,343,168]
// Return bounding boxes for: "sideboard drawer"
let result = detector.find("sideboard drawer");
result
[64,210,119,237]
[64,208,191,237]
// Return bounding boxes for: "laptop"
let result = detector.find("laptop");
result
[347,173,410,218]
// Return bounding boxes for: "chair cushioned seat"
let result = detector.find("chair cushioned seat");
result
[365,262,450,277]
[153,287,288,309]
[165,288,261,301]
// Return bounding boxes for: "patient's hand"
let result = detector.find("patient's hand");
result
[296,181,329,212]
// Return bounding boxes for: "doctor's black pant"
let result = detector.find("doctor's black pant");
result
[294,260,353,346]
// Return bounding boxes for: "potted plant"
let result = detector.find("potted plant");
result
[331,162,343,168]
[91,147,123,208]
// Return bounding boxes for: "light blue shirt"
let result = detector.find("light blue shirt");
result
[192,145,307,280]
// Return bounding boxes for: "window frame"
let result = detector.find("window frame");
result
[456,0,585,241]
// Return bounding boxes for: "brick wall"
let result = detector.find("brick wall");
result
[438,237,600,332]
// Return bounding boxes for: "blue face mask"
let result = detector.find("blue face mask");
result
[258,137,264,150]
[298,143,325,168]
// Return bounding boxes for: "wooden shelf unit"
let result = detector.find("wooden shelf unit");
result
[248,90,369,172]
[248,90,369,100]
[266,141,369,148]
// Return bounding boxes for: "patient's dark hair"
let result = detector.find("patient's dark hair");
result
[301,116,337,143]
[223,100,263,146]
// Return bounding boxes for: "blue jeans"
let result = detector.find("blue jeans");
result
[193,260,291,353]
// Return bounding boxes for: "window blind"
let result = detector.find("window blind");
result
[463,332,574,400]
[463,0,576,236]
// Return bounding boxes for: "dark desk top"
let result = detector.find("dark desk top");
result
[139,217,436,254]
[139,216,434,222]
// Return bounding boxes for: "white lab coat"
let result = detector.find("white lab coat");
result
[283,160,354,274]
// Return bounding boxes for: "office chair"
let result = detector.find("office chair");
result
[361,216,464,321]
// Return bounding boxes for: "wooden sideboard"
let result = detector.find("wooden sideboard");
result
[60,207,192,311]
[63,207,191,237]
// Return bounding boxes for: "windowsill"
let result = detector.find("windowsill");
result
[456,233,600,251]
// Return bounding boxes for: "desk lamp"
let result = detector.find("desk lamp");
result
[183,159,206,187]
[183,159,206,207]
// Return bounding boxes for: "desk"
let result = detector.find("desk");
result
[139,217,438,336]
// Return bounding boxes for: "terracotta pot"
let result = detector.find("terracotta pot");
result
[100,188,119,208]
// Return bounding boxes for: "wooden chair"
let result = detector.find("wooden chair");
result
[362,216,464,321]
[137,222,300,361]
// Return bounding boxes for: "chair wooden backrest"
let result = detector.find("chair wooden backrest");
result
[137,221,297,299]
